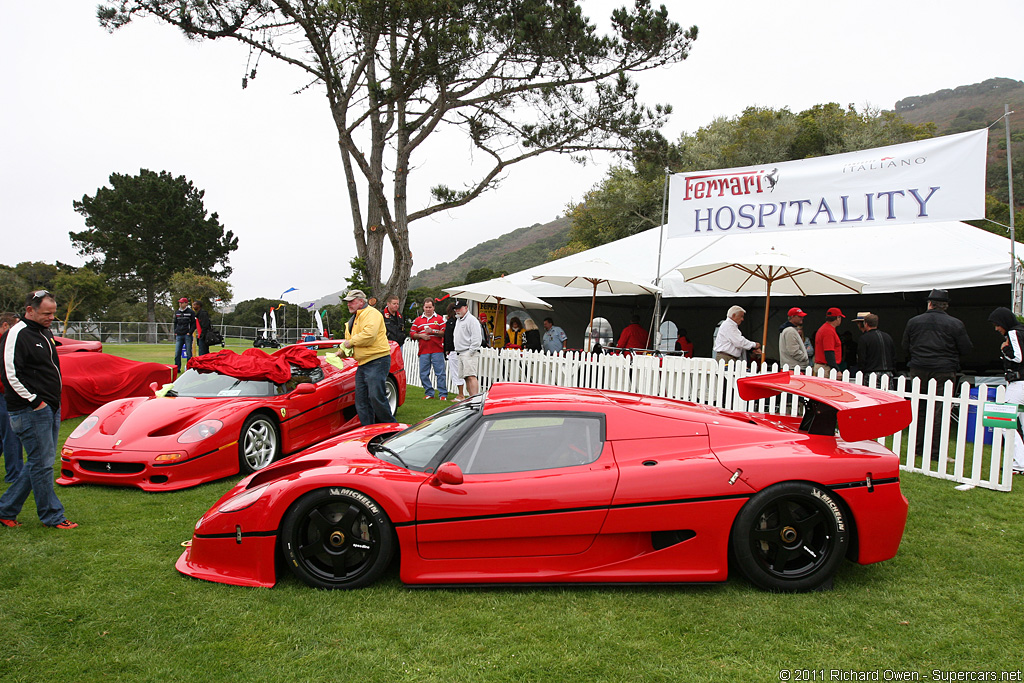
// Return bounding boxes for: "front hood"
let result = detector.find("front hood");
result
[66,396,250,450]
[240,422,409,489]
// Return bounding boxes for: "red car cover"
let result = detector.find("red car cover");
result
[186,346,320,384]
[60,354,176,420]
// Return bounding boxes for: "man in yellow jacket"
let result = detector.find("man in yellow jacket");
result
[341,289,395,425]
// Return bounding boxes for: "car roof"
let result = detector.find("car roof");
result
[482,383,722,439]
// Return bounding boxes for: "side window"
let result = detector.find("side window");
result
[448,415,603,475]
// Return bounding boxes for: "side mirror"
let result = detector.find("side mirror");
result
[432,461,464,486]
[290,383,316,396]
[149,382,160,393]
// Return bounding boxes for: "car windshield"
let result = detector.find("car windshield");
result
[168,368,280,398]
[379,396,482,470]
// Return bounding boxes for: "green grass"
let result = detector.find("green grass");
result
[1,346,1022,681]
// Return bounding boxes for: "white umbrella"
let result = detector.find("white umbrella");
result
[443,276,553,310]
[677,247,867,352]
[530,258,662,351]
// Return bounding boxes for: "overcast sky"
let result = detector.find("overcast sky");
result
[2,1,1021,306]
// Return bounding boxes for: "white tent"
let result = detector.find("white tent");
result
[502,221,1018,299]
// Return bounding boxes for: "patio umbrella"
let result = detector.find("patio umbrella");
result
[530,258,662,351]
[443,276,553,310]
[677,248,867,352]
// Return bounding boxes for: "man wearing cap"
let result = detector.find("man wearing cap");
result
[779,307,809,369]
[173,296,196,374]
[903,289,973,457]
[453,299,483,396]
[341,289,395,425]
[855,312,895,378]
[813,307,844,375]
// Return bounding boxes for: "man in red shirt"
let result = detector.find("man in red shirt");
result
[617,315,649,350]
[814,307,844,375]
[410,298,447,400]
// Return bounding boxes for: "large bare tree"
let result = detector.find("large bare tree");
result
[98,0,696,301]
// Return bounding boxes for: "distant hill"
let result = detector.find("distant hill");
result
[409,216,571,288]
[893,77,1023,207]
[893,77,1023,131]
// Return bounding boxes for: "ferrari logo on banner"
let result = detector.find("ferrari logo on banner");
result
[667,129,988,238]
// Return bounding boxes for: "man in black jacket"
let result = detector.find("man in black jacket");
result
[383,295,406,345]
[0,290,76,529]
[192,300,213,356]
[173,297,197,373]
[855,312,895,379]
[902,289,973,458]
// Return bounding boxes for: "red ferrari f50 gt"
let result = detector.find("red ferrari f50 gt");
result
[177,372,911,592]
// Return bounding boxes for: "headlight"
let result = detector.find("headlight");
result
[217,484,270,513]
[68,416,98,440]
[177,419,223,444]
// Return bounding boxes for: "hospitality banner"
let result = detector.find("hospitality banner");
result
[667,129,987,238]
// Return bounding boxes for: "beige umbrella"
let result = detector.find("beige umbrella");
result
[443,276,553,310]
[678,248,867,352]
[530,258,662,351]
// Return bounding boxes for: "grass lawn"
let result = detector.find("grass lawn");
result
[1,346,1022,682]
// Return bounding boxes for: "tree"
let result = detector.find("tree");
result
[71,169,238,324]
[168,269,233,310]
[52,267,112,332]
[225,298,283,329]
[98,1,697,306]
[0,267,29,313]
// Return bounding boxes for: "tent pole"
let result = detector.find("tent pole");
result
[1006,104,1018,313]
[650,167,671,348]
[587,281,597,353]
[761,283,772,359]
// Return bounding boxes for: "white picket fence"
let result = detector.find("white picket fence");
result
[401,342,1016,492]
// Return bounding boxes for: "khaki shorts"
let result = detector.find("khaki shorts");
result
[458,350,479,378]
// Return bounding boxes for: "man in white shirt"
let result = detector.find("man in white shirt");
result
[453,299,482,396]
[713,305,760,363]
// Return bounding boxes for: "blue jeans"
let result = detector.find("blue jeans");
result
[0,404,66,525]
[0,400,22,482]
[174,334,193,370]
[354,355,395,426]
[418,352,447,398]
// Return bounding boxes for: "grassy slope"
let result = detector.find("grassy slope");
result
[409,217,571,289]
[1,347,1022,681]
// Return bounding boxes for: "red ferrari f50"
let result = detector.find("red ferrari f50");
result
[59,342,405,491]
[177,373,911,592]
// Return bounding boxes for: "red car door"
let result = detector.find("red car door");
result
[415,412,618,559]
[280,361,357,451]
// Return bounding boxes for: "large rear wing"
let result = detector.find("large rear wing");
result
[736,371,912,442]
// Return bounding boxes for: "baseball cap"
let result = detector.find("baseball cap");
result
[853,311,871,322]
[343,289,367,301]
[787,307,807,317]
[453,298,469,309]
[826,307,845,318]
[178,297,189,303]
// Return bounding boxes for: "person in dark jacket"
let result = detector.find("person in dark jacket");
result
[902,289,973,458]
[192,300,213,356]
[0,290,76,529]
[0,311,23,483]
[854,312,895,379]
[383,295,406,345]
[173,297,197,373]
[522,318,542,351]
[988,307,1024,475]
